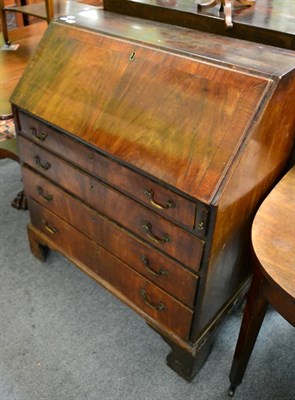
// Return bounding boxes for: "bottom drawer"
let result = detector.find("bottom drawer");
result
[27,198,193,340]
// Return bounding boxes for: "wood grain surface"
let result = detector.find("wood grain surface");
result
[27,203,194,340]
[252,166,295,299]
[11,13,295,380]
[18,135,204,268]
[22,166,199,306]
[17,111,197,228]
[12,18,270,203]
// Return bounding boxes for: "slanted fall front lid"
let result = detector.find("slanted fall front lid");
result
[12,16,271,203]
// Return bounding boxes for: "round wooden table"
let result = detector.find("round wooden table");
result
[228,166,295,396]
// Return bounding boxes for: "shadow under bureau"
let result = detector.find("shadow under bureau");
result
[11,11,295,381]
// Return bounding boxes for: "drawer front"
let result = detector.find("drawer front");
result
[28,198,193,340]
[19,136,204,269]
[22,167,198,306]
[17,111,196,229]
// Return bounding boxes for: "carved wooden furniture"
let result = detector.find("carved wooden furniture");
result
[229,166,295,396]
[11,11,295,381]
[103,0,295,50]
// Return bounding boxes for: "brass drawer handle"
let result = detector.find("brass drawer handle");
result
[34,155,51,171]
[141,255,168,277]
[36,186,53,202]
[142,221,171,245]
[42,219,58,234]
[30,127,47,142]
[144,188,175,210]
[140,289,166,311]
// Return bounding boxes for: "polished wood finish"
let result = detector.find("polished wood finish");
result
[27,202,194,340]
[11,13,295,381]
[22,166,199,306]
[11,20,273,203]
[104,0,295,50]
[0,22,47,118]
[18,111,197,228]
[229,166,295,396]
[252,168,295,304]
[0,2,103,117]
[18,136,204,267]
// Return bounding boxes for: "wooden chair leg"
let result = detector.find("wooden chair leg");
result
[229,269,268,396]
[1,10,11,46]
[45,0,54,23]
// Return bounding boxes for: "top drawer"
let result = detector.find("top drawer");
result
[17,111,197,229]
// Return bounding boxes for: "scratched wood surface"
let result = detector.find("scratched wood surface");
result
[104,0,295,49]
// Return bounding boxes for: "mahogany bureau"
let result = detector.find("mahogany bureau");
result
[11,11,295,381]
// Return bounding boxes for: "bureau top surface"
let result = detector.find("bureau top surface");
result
[11,11,295,203]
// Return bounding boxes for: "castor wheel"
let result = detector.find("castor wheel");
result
[228,384,237,397]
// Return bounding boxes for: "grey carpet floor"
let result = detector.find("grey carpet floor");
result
[0,159,294,400]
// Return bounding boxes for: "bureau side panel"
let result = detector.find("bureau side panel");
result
[191,72,295,340]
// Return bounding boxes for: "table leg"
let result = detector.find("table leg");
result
[0,9,10,46]
[197,0,255,29]
[229,268,268,396]
[197,1,233,28]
